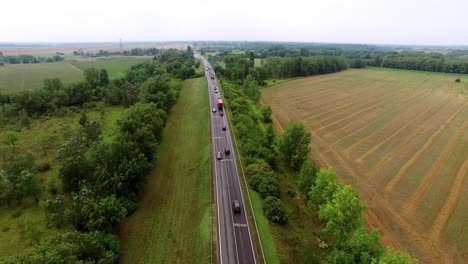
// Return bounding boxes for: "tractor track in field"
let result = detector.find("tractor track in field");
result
[384,102,467,194]
[401,121,468,218]
[366,95,457,180]
[304,77,413,123]
[328,88,433,149]
[430,159,468,252]
[353,93,451,163]
[325,87,431,143]
[342,87,440,157]
[315,89,411,132]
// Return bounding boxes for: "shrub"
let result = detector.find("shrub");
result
[263,196,287,224]
[35,162,51,172]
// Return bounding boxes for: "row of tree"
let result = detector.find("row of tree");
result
[0,53,64,64]
[205,43,468,75]
[0,49,195,127]
[212,53,348,84]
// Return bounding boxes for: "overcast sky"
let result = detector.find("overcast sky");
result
[1,0,467,45]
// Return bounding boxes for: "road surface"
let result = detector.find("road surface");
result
[198,55,257,264]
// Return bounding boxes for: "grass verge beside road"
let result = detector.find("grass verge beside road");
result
[119,77,211,264]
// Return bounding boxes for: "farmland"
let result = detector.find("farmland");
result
[0,62,83,92]
[0,57,153,93]
[119,77,212,264]
[70,57,153,79]
[261,67,468,263]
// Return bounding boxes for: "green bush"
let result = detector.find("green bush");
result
[263,196,287,224]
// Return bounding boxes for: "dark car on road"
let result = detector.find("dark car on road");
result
[232,200,241,213]
[224,148,230,155]
[216,151,222,160]
[220,111,224,116]
[222,124,227,131]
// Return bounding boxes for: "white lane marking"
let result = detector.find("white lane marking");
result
[214,137,222,139]
[222,92,259,264]
[233,223,247,227]
[209,74,224,264]
[221,159,233,161]
[224,161,241,264]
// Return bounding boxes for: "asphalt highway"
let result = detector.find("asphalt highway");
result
[198,55,257,264]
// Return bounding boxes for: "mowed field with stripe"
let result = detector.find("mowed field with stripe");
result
[261,67,468,264]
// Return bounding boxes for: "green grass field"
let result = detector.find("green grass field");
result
[0,62,83,93]
[70,57,152,79]
[119,77,211,264]
[0,106,126,257]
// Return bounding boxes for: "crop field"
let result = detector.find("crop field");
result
[0,62,83,92]
[70,57,152,79]
[261,67,468,263]
[119,77,211,264]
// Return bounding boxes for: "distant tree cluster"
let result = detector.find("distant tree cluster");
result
[0,49,194,128]
[263,56,348,78]
[0,54,64,64]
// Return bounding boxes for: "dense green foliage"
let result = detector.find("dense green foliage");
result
[0,231,119,264]
[263,196,287,224]
[0,48,196,263]
[202,41,468,75]
[278,122,311,170]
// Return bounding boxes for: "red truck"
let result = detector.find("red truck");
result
[217,98,224,110]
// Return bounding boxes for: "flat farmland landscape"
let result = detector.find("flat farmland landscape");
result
[261,67,468,263]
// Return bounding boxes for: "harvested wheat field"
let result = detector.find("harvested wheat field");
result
[261,67,468,263]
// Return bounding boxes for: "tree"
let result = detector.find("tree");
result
[99,69,109,87]
[308,167,339,209]
[88,138,151,199]
[84,68,100,88]
[79,112,88,127]
[117,102,167,160]
[263,196,287,224]
[43,195,68,227]
[343,228,384,264]
[245,161,274,190]
[58,134,90,192]
[378,247,419,264]
[80,195,127,232]
[279,122,311,170]
[319,184,366,244]
[260,105,272,123]
[249,51,255,67]
[1,231,120,263]
[20,110,31,129]
[0,169,40,205]
[243,74,260,101]
[3,131,18,151]
[138,75,176,112]
[82,121,102,146]
[38,134,57,157]
[3,152,34,175]
[298,160,317,194]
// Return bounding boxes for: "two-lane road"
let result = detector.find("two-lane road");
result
[198,55,257,264]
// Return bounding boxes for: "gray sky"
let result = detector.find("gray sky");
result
[1,0,467,45]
